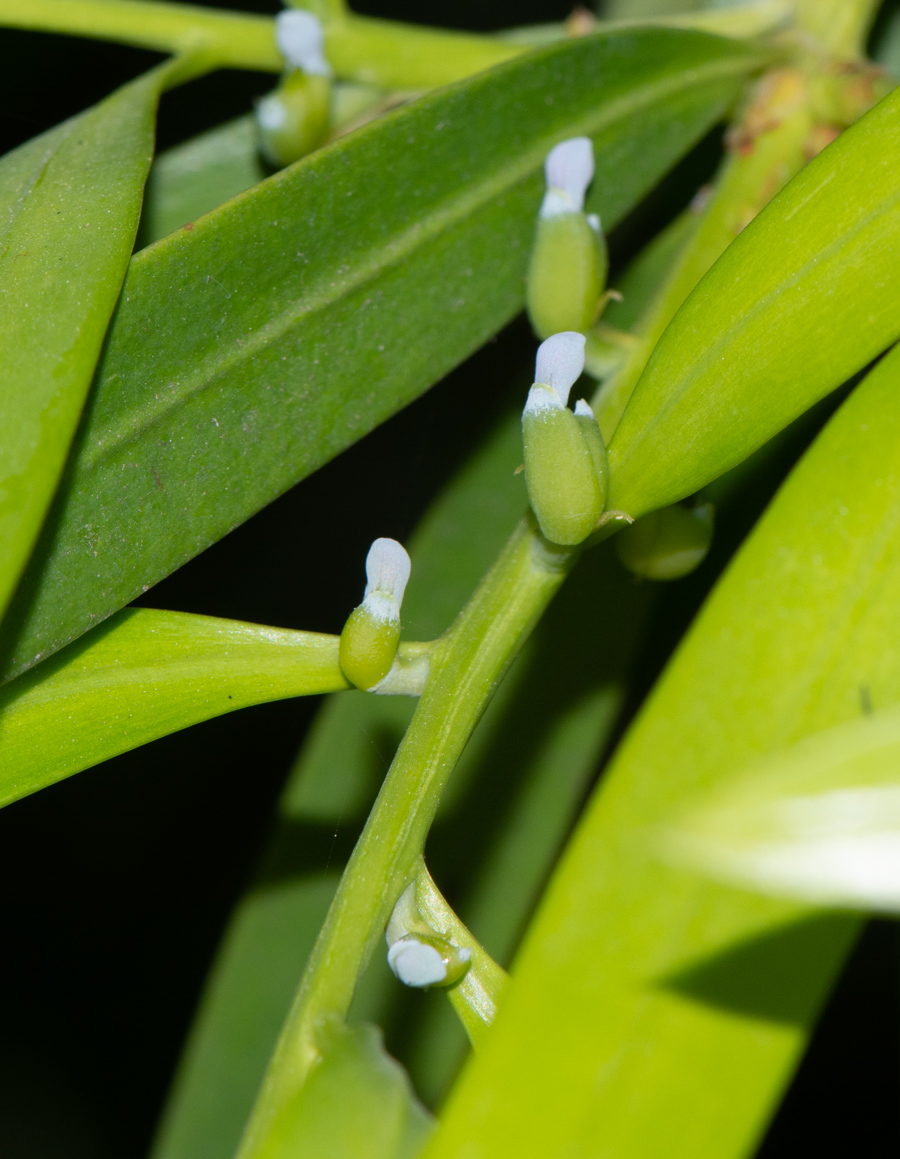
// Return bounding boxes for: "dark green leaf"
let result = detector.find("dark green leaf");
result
[0,28,763,681]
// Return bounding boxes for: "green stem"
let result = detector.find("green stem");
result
[0,0,523,85]
[792,0,880,58]
[323,14,521,89]
[236,518,574,1159]
[0,0,282,71]
[412,860,508,1047]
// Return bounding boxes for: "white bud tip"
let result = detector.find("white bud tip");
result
[276,10,333,76]
[574,398,595,418]
[256,95,287,132]
[534,332,586,406]
[541,137,594,217]
[364,537,411,606]
[586,213,602,235]
[388,939,447,988]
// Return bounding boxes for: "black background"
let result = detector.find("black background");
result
[0,1,896,1155]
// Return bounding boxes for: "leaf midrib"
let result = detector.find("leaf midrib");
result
[82,49,753,475]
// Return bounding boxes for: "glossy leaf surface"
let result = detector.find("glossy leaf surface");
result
[0,28,762,681]
[0,608,349,809]
[429,341,900,1156]
[667,705,900,911]
[0,66,165,625]
[608,83,900,518]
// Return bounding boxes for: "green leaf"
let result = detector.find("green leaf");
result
[138,116,264,247]
[252,1021,433,1159]
[665,704,900,911]
[0,65,166,627]
[0,607,349,809]
[0,28,763,682]
[608,82,900,520]
[427,334,900,1156]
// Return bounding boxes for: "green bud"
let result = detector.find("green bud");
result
[523,333,605,546]
[526,137,607,339]
[339,538,410,690]
[616,503,714,581]
[528,213,607,339]
[256,71,331,168]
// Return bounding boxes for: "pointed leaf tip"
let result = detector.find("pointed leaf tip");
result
[534,332,586,405]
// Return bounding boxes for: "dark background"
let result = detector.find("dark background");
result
[0,1,897,1155]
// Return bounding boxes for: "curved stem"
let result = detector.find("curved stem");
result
[0,0,282,71]
[236,518,575,1159]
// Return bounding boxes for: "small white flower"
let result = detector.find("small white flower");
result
[540,137,594,219]
[275,9,333,77]
[532,332,586,405]
[361,537,411,623]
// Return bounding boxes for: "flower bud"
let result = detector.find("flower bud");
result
[339,538,411,690]
[276,10,333,78]
[527,138,608,340]
[523,333,606,546]
[256,71,331,168]
[387,934,472,989]
[616,503,714,581]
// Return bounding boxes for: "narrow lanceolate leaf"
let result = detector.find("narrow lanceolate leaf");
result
[0,608,349,809]
[427,343,900,1157]
[608,82,900,519]
[0,28,764,681]
[666,705,900,911]
[0,65,167,628]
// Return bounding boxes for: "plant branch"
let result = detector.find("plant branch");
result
[792,0,881,58]
[0,0,282,71]
[236,518,575,1159]
[413,860,508,1046]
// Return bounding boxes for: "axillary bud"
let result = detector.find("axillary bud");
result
[523,333,607,546]
[257,10,333,167]
[616,503,714,581]
[339,538,411,690]
[527,137,608,339]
